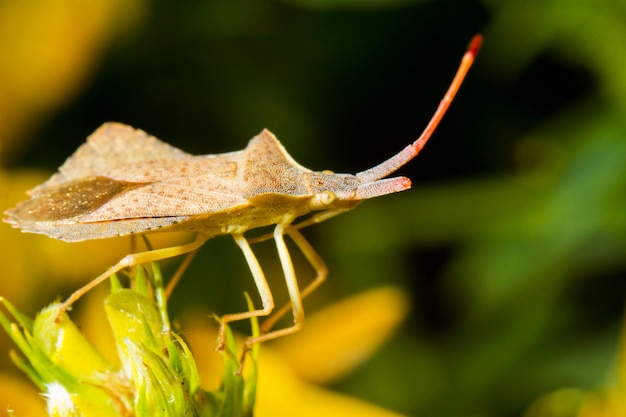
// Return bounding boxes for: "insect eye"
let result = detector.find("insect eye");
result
[320,190,336,205]
[309,190,337,210]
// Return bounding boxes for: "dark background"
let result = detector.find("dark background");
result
[2,0,626,416]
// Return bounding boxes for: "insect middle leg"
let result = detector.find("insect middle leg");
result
[239,223,308,351]
[247,208,349,245]
[221,224,326,365]
[217,233,275,350]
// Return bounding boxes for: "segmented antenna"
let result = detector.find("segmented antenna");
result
[357,35,482,183]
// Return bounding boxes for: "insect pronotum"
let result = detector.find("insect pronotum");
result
[5,35,481,354]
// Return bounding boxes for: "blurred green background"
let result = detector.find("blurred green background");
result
[2,0,626,416]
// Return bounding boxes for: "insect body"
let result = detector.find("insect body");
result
[5,35,481,351]
[8,125,370,241]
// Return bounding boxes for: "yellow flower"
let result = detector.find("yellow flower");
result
[0,264,258,416]
[1,241,408,417]
[523,317,626,417]
[0,373,47,416]
[575,317,626,417]
[180,286,410,417]
[0,0,145,162]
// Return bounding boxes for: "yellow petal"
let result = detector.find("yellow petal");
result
[0,373,47,416]
[163,294,410,417]
[257,348,408,417]
[177,308,228,391]
[272,286,409,383]
[74,286,119,368]
[576,314,626,417]
[34,304,113,377]
[0,0,146,161]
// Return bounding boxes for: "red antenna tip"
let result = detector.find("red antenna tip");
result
[467,34,483,57]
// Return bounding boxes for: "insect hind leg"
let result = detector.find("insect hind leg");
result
[55,233,208,321]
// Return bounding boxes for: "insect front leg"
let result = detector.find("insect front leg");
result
[241,222,307,354]
[218,234,275,350]
[55,233,208,321]
[247,208,350,245]
[260,228,327,333]
[288,208,351,232]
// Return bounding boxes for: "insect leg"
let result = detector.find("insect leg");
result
[261,229,327,333]
[242,222,305,351]
[164,249,200,298]
[55,233,208,321]
[218,234,275,350]
[248,208,349,245]
[287,208,351,232]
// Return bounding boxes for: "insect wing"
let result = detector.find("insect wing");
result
[37,122,190,191]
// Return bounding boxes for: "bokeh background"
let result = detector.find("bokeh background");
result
[1,0,626,416]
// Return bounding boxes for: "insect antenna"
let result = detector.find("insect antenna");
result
[357,34,482,183]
